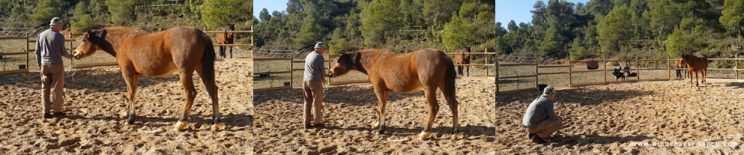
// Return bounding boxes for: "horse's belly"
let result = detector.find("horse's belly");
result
[135,63,178,77]
[384,79,422,92]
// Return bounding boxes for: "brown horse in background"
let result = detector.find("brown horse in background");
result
[215,25,235,59]
[73,27,220,131]
[680,54,709,87]
[328,48,459,140]
[454,48,470,77]
[675,59,688,79]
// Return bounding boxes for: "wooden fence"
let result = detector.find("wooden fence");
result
[496,58,744,95]
[1,28,254,75]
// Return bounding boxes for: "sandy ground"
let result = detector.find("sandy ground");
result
[253,77,497,154]
[0,60,253,154]
[494,80,744,154]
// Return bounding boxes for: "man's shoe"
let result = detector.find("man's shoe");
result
[51,112,65,118]
[530,134,546,144]
[43,113,54,119]
[313,123,325,128]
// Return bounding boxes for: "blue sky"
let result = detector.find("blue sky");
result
[254,0,289,21]
[496,0,589,26]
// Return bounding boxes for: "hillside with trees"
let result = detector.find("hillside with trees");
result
[253,0,496,54]
[497,0,744,61]
[0,0,252,34]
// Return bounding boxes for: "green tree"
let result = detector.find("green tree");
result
[569,37,588,60]
[720,0,744,36]
[360,0,400,47]
[31,0,67,25]
[201,0,250,29]
[71,1,94,33]
[442,13,474,51]
[598,6,632,55]
[106,0,135,25]
[259,8,271,22]
[507,20,519,32]
[329,28,348,54]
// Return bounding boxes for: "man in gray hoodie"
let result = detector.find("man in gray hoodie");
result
[36,17,73,119]
[522,85,563,143]
[303,42,328,129]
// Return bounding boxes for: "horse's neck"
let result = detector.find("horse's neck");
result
[101,30,141,56]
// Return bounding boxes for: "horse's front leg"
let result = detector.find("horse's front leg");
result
[372,86,388,134]
[122,73,139,124]
[419,86,439,140]
[175,71,197,131]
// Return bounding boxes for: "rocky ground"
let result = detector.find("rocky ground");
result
[0,60,253,154]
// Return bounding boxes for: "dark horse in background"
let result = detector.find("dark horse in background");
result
[215,25,235,59]
[680,54,709,87]
[328,48,459,140]
[454,48,471,77]
[675,59,688,79]
[73,26,220,131]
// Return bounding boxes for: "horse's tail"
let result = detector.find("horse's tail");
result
[442,51,457,99]
[202,32,216,83]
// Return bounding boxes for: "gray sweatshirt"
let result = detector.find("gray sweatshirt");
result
[303,51,324,82]
[35,29,70,66]
[522,95,558,127]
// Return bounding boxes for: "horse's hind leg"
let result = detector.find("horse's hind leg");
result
[196,68,220,129]
[122,73,139,124]
[439,84,459,134]
[175,70,197,131]
[419,86,439,140]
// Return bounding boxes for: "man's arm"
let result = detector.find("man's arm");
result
[58,34,73,59]
[546,101,559,121]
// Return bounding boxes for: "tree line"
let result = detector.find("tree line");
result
[497,0,744,61]
[0,0,252,33]
[253,0,496,54]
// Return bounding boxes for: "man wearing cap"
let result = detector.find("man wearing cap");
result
[36,17,73,119]
[303,42,328,129]
[522,85,563,143]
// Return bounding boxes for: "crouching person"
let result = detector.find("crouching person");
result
[522,85,563,143]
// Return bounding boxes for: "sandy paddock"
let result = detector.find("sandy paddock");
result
[253,77,497,154]
[0,60,253,154]
[494,80,743,154]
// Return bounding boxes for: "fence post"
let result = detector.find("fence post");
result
[485,48,489,77]
[568,61,573,87]
[603,58,607,84]
[495,59,499,95]
[667,56,671,80]
[637,59,641,81]
[467,50,471,77]
[26,32,30,71]
[535,62,539,88]
[736,55,740,79]
[289,56,294,88]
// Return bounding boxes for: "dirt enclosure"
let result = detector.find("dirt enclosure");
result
[0,60,253,154]
[494,80,743,154]
[253,77,497,153]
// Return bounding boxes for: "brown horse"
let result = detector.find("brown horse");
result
[680,54,709,87]
[73,27,219,131]
[215,26,235,59]
[454,48,470,77]
[328,48,459,140]
[675,59,688,79]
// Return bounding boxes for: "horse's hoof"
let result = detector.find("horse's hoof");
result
[211,123,225,131]
[126,116,135,125]
[174,121,189,131]
[378,127,385,134]
[418,131,433,140]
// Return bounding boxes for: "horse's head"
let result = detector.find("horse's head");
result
[74,29,107,59]
[328,52,362,78]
